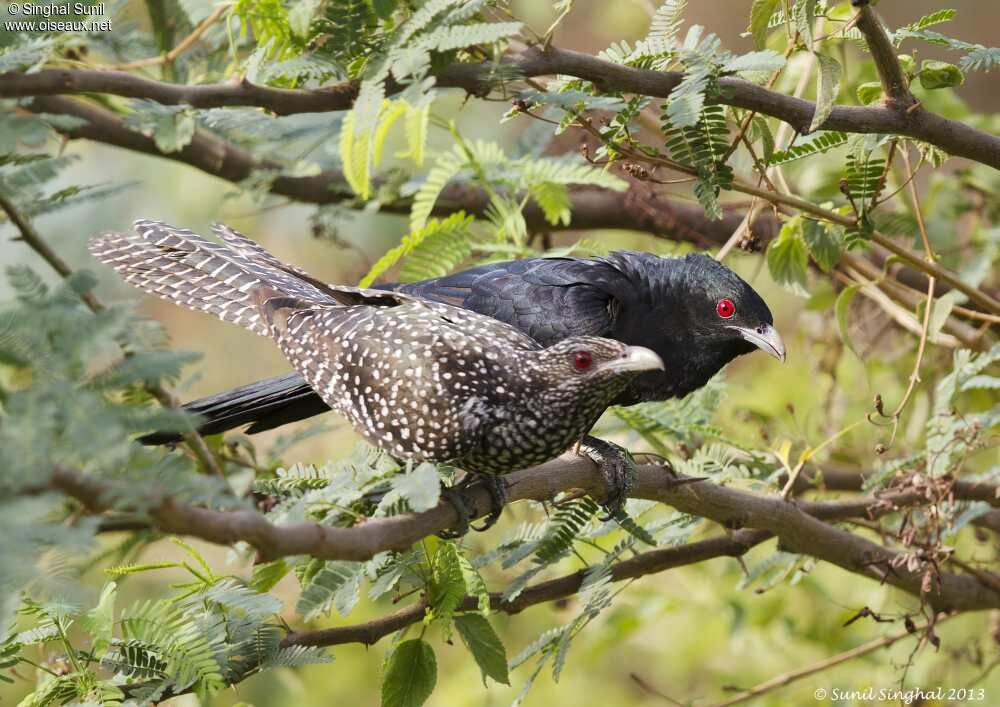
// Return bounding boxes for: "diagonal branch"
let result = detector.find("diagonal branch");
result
[45,456,1000,613]
[852,0,915,107]
[282,529,771,648]
[4,43,999,168]
[25,95,760,245]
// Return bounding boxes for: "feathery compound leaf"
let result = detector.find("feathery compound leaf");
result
[410,147,466,231]
[646,0,687,52]
[532,497,600,566]
[381,639,437,707]
[296,561,364,620]
[810,53,842,132]
[662,104,733,219]
[360,212,474,287]
[767,130,848,165]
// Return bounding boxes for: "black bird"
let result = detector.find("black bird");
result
[143,250,785,443]
[90,221,664,487]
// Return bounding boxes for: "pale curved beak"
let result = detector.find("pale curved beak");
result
[729,323,786,362]
[604,346,665,373]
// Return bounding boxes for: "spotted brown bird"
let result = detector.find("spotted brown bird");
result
[90,221,664,515]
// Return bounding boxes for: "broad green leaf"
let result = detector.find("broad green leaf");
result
[427,541,466,627]
[809,53,842,132]
[856,82,883,105]
[749,0,781,49]
[766,219,810,295]
[801,219,843,271]
[381,639,437,707]
[455,614,510,686]
[835,284,862,357]
[918,60,965,89]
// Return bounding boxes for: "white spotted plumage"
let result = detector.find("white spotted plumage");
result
[90,221,658,474]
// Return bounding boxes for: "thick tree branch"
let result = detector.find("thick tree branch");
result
[5,43,999,168]
[852,0,915,107]
[282,529,771,648]
[25,95,762,245]
[46,457,1000,613]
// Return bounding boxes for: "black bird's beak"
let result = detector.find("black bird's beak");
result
[603,346,665,373]
[728,323,786,362]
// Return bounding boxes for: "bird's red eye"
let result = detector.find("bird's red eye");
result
[573,351,593,371]
[716,298,735,318]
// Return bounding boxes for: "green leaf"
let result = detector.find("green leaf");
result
[359,212,474,287]
[918,60,965,89]
[723,49,785,73]
[427,540,466,627]
[809,53,842,132]
[898,9,956,38]
[835,284,862,357]
[766,218,810,295]
[856,82,883,105]
[767,130,847,165]
[928,290,963,340]
[455,614,510,686]
[801,219,843,271]
[381,639,437,707]
[81,582,117,654]
[749,0,781,49]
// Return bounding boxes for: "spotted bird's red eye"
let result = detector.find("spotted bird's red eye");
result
[716,298,735,318]
[573,351,593,371]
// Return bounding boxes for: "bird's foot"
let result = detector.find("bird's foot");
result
[438,484,471,539]
[438,474,509,538]
[578,435,636,521]
[470,475,508,532]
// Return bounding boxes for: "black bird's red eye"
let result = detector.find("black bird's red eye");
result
[573,351,593,371]
[716,298,735,318]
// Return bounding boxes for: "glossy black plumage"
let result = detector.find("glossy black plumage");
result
[141,250,783,444]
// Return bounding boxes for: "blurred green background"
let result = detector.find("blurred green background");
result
[2,1,998,705]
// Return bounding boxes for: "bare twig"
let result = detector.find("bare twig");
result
[0,191,104,313]
[98,4,231,71]
[707,615,954,707]
[0,194,223,477]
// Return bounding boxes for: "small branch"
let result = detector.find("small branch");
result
[868,148,937,447]
[282,529,770,648]
[852,0,915,108]
[707,615,953,707]
[99,4,231,71]
[0,191,104,313]
[4,43,1000,168]
[25,96,753,244]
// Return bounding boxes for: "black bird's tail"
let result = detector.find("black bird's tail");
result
[138,372,328,444]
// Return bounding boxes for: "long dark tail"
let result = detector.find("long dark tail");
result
[138,372,329,444]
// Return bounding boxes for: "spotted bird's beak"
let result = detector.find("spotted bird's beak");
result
[603,346,665,373]
[728,323,786,362]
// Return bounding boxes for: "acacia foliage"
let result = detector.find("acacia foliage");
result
[1,1,999,706]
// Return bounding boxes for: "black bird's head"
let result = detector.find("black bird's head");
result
[601,251,784,403]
